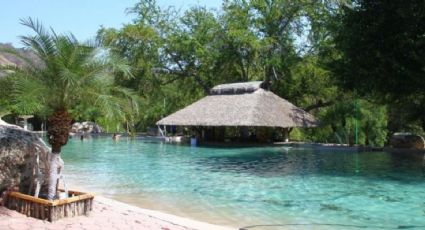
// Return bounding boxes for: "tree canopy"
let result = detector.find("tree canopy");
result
[332,0,425,132]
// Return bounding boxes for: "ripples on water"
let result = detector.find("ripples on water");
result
[61,138,425,229]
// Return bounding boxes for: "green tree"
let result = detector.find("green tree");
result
[224,0,340,112]
[333,0,425,132]
[219,0,263,81]
[98,2,233,127]
[97,0,374,142]
[1,18,136,199]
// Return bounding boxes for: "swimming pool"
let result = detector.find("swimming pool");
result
[61,138,425,229]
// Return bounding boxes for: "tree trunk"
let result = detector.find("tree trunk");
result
[46,109,72,200]
[47,153,60,200]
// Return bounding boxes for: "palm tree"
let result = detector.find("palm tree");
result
[0,18,137,200]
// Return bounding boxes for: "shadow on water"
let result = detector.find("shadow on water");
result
[190,146,425,182]
[63,138,425,183]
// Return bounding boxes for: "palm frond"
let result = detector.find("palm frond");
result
[19,18,56,60]
[110,86,140,115]
[20,18,47,37]
[107,53,134,79]
[89,49,134,79]
[94,94,127,121]
[11,73,47,115]
[59,68,79,88]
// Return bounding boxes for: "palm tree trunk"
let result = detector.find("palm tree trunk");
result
[46,109,72,200]
[47,153,59,200]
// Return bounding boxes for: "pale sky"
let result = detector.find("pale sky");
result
[0,0,222,48]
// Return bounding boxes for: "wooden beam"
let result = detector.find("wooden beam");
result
[8,192,52,206]
[51,194,94,206]
[8,191,94,206]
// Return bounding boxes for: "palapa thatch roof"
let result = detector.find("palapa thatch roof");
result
[156,81,318,128]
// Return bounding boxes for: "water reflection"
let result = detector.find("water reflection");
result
[193,147,425,182]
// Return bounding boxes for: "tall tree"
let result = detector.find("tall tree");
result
[333,0,425,132]
[220,0,262,82]
[97,0,368,142]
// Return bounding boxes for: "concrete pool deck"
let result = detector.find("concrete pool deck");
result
[0,196,235,230]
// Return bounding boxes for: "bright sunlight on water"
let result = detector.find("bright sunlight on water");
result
[61,137,425,229]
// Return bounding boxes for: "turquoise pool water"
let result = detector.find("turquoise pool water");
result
[61,138,425,229]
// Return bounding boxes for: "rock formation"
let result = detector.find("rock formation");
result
[0,43,43,77]
[0,119,51,201]
[71,121,102,135]
[390,133,425,149]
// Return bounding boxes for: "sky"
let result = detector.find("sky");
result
[1,0,222,48]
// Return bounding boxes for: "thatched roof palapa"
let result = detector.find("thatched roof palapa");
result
[156,81,318,128]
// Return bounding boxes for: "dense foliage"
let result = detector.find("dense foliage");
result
[333,0,425,134]
[1,0,424,147]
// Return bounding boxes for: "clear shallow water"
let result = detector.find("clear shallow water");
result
[61,138,425,229]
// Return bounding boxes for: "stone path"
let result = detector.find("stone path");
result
[0,197,234,230]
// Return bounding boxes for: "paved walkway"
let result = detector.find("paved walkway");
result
[0,196,234,230]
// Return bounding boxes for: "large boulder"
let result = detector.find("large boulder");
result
[0,119,51,200]
[390,133,425,149]
[71,121,102,134]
